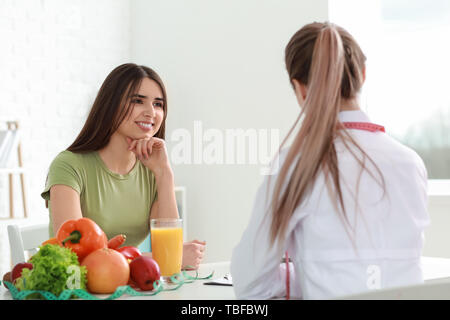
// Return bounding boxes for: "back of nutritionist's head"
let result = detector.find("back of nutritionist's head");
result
[285,21,366,108]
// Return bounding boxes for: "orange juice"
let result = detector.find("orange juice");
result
[151,227,183,277]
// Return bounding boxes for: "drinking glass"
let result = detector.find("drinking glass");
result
[150,218,183,282]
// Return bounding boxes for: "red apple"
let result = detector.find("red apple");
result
[2,272,12,289]
[129,256,161,291]
[11,262,33,283]
[127,277,139,289]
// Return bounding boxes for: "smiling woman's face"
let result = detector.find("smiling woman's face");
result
[117,77,165,140]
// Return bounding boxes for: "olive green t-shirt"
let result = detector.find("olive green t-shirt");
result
[41,150,157,247]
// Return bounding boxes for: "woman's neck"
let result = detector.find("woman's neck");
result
[340,97,360,111]
[98,133,136,175]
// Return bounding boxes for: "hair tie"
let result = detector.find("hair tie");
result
[345,45,352,59]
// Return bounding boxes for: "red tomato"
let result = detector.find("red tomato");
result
[116,246,142,261]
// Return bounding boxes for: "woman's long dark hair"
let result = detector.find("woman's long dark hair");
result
[68,63,167,152]
[45,63,167,208]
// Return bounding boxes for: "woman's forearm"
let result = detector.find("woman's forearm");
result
[154,166,179,219]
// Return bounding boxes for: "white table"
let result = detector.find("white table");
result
[0,261,235,300]
[2,257,450,300]
[101,261,234,300]
[421,256,450,283]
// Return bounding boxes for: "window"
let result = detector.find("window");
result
[330,0,450,180]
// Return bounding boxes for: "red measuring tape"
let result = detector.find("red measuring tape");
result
[341,121,385,132]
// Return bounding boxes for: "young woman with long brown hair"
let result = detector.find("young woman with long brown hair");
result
[41,63,206,269]
[230,22,429,299]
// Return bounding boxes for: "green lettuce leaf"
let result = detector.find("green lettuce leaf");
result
[15,244,87,299]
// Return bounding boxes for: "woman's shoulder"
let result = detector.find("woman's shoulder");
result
[341,130,427,174]
[257,147,292,193]
[136,161,156,180]
[50,150,97,169]
[380,134,426,170]
[265,146,297,177]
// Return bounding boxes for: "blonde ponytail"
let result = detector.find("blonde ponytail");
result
[269,22,384,250]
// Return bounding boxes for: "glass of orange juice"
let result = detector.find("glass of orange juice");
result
[150,218,183,282]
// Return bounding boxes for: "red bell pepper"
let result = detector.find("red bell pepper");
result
[56,217,108,262]
[116,246,142,261]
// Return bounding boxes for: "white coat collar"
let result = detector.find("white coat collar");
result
[338,109,371,123]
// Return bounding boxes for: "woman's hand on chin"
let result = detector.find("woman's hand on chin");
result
[126,137,171,176]
[182,240,207,270]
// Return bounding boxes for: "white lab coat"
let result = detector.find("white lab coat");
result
[230,110,430,300]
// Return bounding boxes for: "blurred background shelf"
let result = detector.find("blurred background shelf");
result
[0,120,28,220]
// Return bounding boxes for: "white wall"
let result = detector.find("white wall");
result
[0,0,131,220]
[0,0,132,275]
[131,0,329,262]
[424,196,450,259]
